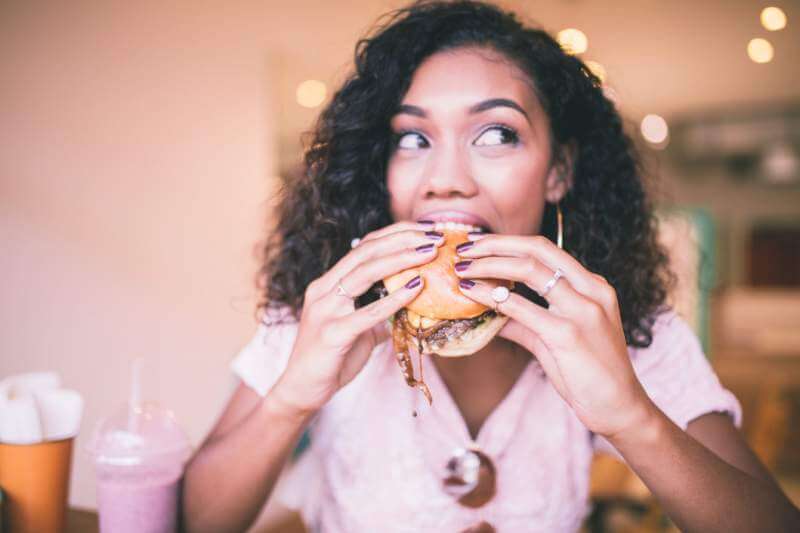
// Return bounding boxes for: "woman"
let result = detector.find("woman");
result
[182,2,800,531]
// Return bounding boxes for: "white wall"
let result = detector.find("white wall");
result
[1,1,277,508]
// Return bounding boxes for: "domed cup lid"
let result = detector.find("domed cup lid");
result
[86,402,191,467]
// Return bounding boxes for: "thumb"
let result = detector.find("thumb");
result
[499,319,566,394]
[371,320,392,347]
[498,319,538,353]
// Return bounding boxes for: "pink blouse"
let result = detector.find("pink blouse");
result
[231,309,741,532]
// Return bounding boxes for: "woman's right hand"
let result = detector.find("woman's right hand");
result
[271,221,444,415]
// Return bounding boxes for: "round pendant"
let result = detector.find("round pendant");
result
[459,521,496,533]
[442,447,497,508]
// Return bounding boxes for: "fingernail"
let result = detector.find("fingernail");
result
[454,260,472,272]
[416,243,435,253]
[455,241,474,254]
[459,279,475,290]
[468,231,487,241]
[404,275,422,289]
[417,219,435,227]
[425,230,444,240]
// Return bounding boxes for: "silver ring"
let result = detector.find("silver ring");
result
[490,285,510,311]
[350,238,361,249]
[336,281,354,300]
[540,268,564,297]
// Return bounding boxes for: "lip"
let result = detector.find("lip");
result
[416,210,493,232]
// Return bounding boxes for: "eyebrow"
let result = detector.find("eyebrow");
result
[395,98,530,122]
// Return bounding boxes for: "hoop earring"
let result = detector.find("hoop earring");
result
[556,203,564,250]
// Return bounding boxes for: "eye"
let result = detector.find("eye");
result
[474,125,519,147]
[395,131,429,150]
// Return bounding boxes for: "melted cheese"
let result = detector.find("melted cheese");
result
[406,309,442,329]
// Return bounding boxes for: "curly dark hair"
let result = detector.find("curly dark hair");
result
[257,0,673,348]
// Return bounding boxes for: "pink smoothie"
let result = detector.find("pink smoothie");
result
[96,474,180,533]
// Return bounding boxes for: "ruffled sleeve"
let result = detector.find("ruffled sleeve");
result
[230,308,299,397]
[594,310,742,456]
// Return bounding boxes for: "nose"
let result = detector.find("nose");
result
[421,144,479,199]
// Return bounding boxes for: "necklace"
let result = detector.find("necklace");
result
[413,353,541,509]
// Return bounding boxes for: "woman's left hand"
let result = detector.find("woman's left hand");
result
[455,233,656,440]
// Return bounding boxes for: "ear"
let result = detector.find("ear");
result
[544,141,577,203]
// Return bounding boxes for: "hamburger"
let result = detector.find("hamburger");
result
[383,225,512,403]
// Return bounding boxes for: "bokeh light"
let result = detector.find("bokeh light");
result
[761,7,787,31]
[640,114,669,145]
[747,38,774,63]
[584,60,607,83]
[296,79,327,108]
[557,28,588,55]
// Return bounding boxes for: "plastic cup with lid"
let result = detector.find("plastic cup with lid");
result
[86,360,191,533]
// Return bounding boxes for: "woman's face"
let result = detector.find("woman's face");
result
[387,47,569,234]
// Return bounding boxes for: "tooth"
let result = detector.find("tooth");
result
[429,220,484,232]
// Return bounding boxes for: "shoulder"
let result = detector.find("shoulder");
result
[230,306,299,397]
[595,308,742,456]
[629,308,742,430]
[628,308,702,373]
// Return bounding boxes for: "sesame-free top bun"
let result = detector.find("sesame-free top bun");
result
[383,230,509,320]
[384,229,513,357]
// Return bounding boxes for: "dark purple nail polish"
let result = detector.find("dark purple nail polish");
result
[425,231,444,240]
[417,219,435,226]
[404,275,421,289]
[454,260,472,272]
[416,243,435,253]
[459,279,475,290]
[456,241,474,254]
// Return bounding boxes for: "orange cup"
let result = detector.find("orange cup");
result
[0,438,73,533]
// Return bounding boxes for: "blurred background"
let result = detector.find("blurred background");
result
[1,1,799,531]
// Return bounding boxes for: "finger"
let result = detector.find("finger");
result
[370,320,392,346]
[335,240,441,299]
[314,228,443,299]
[498,319,567,393]
[454,256,589,317]
[456,278,573,345]
[356,220,435,247]
[457,234,598,297]
[338,275,424,335]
